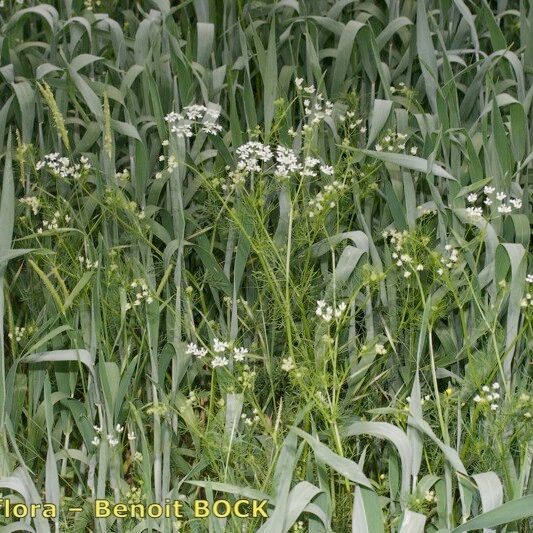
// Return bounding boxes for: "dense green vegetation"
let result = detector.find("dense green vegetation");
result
[0,0,532,531]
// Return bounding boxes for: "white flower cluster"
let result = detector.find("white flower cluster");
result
[437,244,459,275]
[212,355,229,368]
[274,146,301,178]
[187,338,249,367]
[222,142,273,190]
[241,408,260,426]
[519,393,532,419]
[78,256,99,269]
[8,326,27,343]
[375,130,414,154]
[523,275,533,307]
[389,82,406,94]
[375,343,387,355]
[294,77,337,130]
[234,347,248,362]
[383,229,424,278]
[92,423,124,447]
[223,141,333,191]
[315,300,347,322]
[115,168,130,181]
[302,96,334,126]
[186,342,208,358]
[37,211,70,233]
[308,180,347,218]
[213,338,229,352]
[466,186,522,219]
[165,105,222,139]
[281,356,295,372]
[235,141,274,173]
[339,112,367,134]
[424,490,437,503]
[473,382,500,411]
[521,292,533,308]
[292,520,305,532]
[36,153,90,179]
[294,77,316,94]
[155,153,179,180]
[123,279,153,311]
[185,391,197,407]
[20,196,41,215]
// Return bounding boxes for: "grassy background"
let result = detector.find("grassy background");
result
[0,0,532,531]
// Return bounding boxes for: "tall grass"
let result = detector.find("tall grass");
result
[0,0,532,531]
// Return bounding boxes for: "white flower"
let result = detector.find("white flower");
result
[410,146,418,155]
[106,434,119,447]
[233,347,248,362]
[281,357,295,372]
[403,271,411,278]
[375,144,383,152]
[213,338,229,353]
[196,347,207,358]
[467,193,477,203]
[201,122,223,135]
[497,204,512,214]
[466,206,483,218]
[334,301,347,318]
[235,142,273,174]
[186,342,199,355]
[483,186,495,194]
[484,198,493,206]
[509,198,522,209]
[496,192,507,201]
[115,424,124,433]
[212,356,229,368]
[127,432,136,441]
[295,77,304,89]
[473,395,482,403]
[320,164,334,176]
[526,274,533,284]
[490,404,498,411]
[375,343,387,355]
[275,146,302,178]
[492,382,500,389]
[91,436,100,446]
[416,264,424,271]
[316,301,334,322]
[482,385,490,392]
